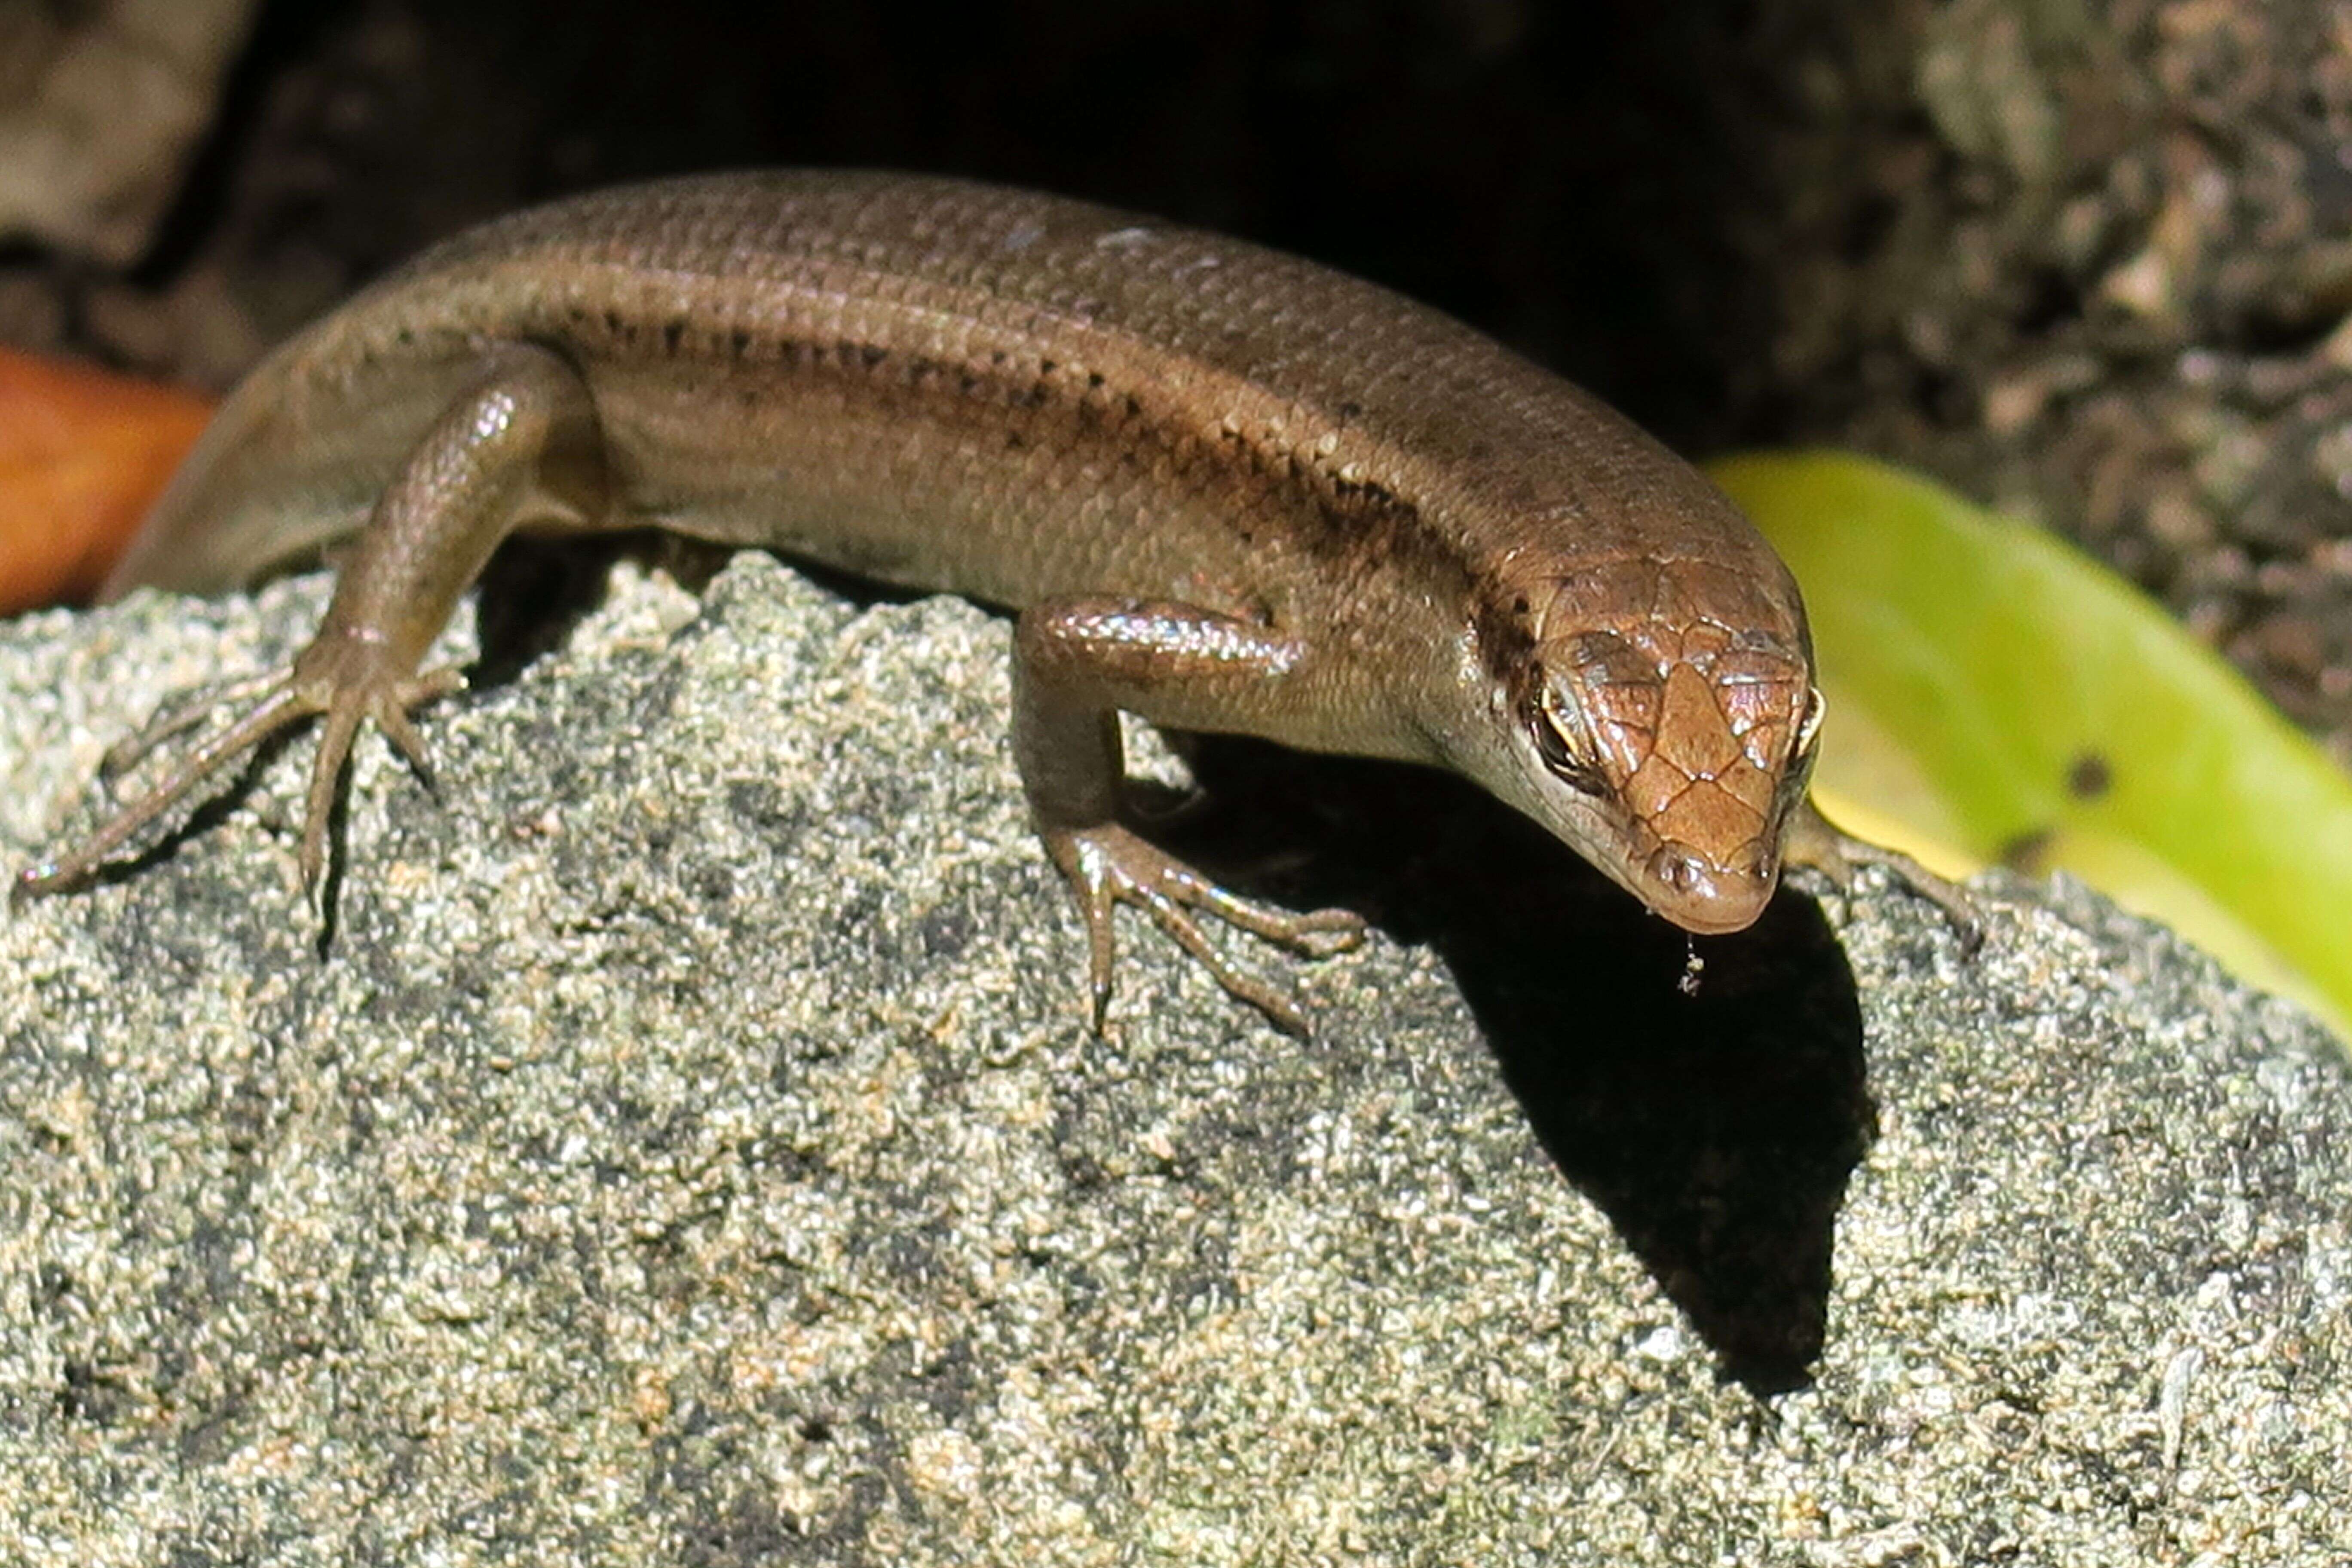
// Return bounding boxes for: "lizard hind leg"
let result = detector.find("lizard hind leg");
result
[101,668,294,779]
[18,340,602,911]
[288,631,466,892]
[9,640,464,908]
[15,674,317,905]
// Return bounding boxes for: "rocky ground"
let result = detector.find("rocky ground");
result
[2,557,2345,1564]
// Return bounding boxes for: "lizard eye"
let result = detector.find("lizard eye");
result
[1794,685,1826,761]
[1532,682,1606,795]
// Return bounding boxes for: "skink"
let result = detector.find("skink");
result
[16,170,1954,1031]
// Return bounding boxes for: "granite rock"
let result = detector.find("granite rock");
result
[3,554,2346,1565]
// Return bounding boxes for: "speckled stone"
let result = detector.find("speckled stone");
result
[4,556,2347,1566]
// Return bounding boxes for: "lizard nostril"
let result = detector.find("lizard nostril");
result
[1649,842,1774,897]
[1644,841,1776,934]
[1649,844,1713,898]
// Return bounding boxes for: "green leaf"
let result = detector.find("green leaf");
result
[1709,450,2352,1045]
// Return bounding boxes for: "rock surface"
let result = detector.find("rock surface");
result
[3,555,2348,1565]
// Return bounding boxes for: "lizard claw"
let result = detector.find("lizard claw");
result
[1043,821,1365,1036]
[17,675,308,903]
[294,661,462,893]
[18,639,462,908]
[1783,797,1986,952]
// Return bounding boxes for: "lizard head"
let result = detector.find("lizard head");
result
[1473,551,1822,935]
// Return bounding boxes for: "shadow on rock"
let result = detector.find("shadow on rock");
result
[1168,734,1872,1393]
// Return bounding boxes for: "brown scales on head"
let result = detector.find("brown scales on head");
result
[1521,552,1821,934]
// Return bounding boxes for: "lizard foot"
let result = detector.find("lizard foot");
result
[15,632,460,908]
[1781,796,1985,952]
[1042,821,1366,1036]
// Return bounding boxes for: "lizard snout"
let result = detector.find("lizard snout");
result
[1642,836,1776,934]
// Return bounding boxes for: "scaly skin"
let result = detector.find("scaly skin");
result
[23,171,1954,1028]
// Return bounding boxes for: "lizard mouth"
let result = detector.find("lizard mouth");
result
[1638,839,1777,934]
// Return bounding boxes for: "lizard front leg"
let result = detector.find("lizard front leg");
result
[1013,597,1368,1035]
